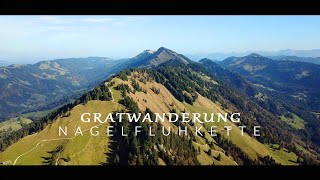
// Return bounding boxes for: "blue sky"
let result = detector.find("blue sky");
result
[1,15,320,62]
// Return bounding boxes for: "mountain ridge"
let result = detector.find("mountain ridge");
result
[0,61,306,165]
[218,53,320,156]
[186,49,320,61]
[0,57,126,121]
[1,47,320,165]
[270,55,320,65]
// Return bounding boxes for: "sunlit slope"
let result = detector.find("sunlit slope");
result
[121,71,298,165]
[0,117,32,132]
[0,100,123,165]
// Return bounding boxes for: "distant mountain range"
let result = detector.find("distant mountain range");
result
[218,53,320,96]
[0,57,126,120]
[218,53,320,145]
[186,49,320,62]
[218,53,320,105]
[269,56,320,65]
[0,61,9,67]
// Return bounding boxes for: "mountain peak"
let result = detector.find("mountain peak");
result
[150,47,191,66]
[143,49,155,54]
[199,58,213,63]
[157,47,169,51]
[154,47,174,54]
[132,49,155,60]
[127,47,191,68]
[247,53,263,58]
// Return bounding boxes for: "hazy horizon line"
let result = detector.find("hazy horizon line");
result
[1,47,320,67]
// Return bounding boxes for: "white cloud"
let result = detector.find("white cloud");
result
[82,17,115,23]
[83,16,147,26]
[113,21,127,26]
[52,32,84,39]
[36,16,147,27]
[39,16,59,21]
[38,16,74,24]
[125,16,146,22]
